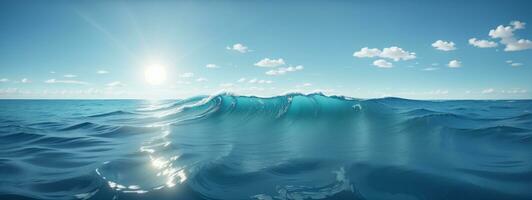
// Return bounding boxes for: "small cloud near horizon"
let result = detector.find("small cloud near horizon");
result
[373,59,393,68]
[205,64,220,69]
[45,79,88,85]
[226,43,251,53]
[448,60,462,68]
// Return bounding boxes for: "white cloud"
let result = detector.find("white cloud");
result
[237,78,246,83]
[205,64,219,69]
[265,71,278,76]
[180,72,194,78]
[266,65,304,76]
[45,79,88,85]
[448,60,461,68]
[254,58,285,67]
[196,78,208,82]
[107,81,125,87]
[21,78,30,83]
[432,40,456,51]
[427,89,449,95]
[353,46,416,61]
[503,88,527,94]
[353,47,381,58]
[489,25,514,38]
[259,80,272,84]
[0,78,8,82]
[482,88,495,94]
[97,70,109,74]
[380,46,416,61]
[488,21,532,51]
[226,43,250,53]
[468,38,498,48]
[422,67,439,71]
[246,78,272,84]
[246,86,265,92]
[506,60,523,66]
[372,59,393,68]
[511,21,526,29]
[296,83,312,88]
[505,39,532,51]
[50,71,56,74]
[0,88,18,95]
[64,74,77,78]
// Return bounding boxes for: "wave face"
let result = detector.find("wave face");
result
[1,95,532,200]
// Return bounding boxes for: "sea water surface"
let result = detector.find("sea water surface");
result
[1,93,532,200]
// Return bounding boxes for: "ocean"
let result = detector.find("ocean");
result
[1,93,531,200]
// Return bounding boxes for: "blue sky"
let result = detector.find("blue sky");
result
[0,0,531,99]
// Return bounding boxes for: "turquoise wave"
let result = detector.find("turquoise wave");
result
[0,94,531,200]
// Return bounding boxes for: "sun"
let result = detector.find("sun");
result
[144,65,167,85]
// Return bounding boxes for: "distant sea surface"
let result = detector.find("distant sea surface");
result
[1,94,532,200]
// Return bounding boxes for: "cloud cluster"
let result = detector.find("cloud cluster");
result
[354,46,415,69]
[266,65,304,76]
[478,88,527,95]
[64,74,77,78]
[354,46,416,62]
[45,79,88,85]
[487,21,532,51]
[432,40,456,51]
[226,43,250,53]
[97,70,109,74]
[254,58,285,67]
[501,88,527,94]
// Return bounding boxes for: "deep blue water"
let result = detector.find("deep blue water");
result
[1,93,532,200]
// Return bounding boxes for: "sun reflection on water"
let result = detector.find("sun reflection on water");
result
[92,100,193,197]
[142,126,188,190]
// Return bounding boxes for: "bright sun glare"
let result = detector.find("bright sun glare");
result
[144,65,167,85]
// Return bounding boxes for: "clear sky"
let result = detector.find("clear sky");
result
[1,0,531,99]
